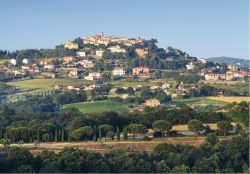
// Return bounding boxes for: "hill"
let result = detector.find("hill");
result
[206,56,249,68]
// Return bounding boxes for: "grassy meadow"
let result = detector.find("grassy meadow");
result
[62,100,131,113]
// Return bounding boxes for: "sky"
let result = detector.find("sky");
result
[0,0,249,59]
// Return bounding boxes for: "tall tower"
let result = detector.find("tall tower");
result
[101,32,104,38]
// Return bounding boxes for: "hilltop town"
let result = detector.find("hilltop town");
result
[0,35,249,173]
[0,33,249,106]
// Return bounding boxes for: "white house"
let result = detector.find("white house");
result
[186,62,196,70]
[22,58,29,64]
[112,68,125,76]
[108,45,126,53]
[76,51,86,57]
[69,69,78,77]
[10,59,17,66]
[95,50,105,58]
[44,64,55,69]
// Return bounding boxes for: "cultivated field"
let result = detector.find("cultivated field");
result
[207,96,250,103]
[62,100,130,113]
[8,78,93,90]
[171,123,236,132]
[111,81,160,88]
[5,136,232,155]
[172,97,229,105]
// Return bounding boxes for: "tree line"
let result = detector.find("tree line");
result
[0,101,248,143]
[0,134,248,173]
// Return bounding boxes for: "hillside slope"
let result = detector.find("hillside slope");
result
[206,56,249,68]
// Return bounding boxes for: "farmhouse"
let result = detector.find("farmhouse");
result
[84,72,101,80]
[78,60,95,68]
[198,58,206,64]
[205,74,226,80]
[144,98,160,107]
[112,67,125,76]
[95,49,105,58]
[69,69,78,77]
[205,74,233,81]
[76,51,86,57]
[63,56,76,64]
[44,64,55,69]
[108,45,126,53]
[132,67,150,77]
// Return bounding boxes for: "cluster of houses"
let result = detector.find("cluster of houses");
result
[8,54,249,82]
[64,33,149,59]
[184,59,249,81]
[5,33,249,83]
[205,64,249,81]
[83,32,145,47]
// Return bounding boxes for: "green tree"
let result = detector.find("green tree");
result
[99,128,102,141]
[77,126,93,140]
[171,165,189,173]
[54,129,58,142]
[155,92,171,103]
[188,119,204,135]
[7,147,34,170]
[225,101,249,131]
[98,124,113,141]
[205,133,219,146]
[42,133,50,142]
[36,129,40,142]
[0,138,11,149]
[123,126,128,140]
[61,129,64,142]
[70,130,82,141]
[116,126,120,141]
[127,124,147,138]
[152,120,172,137]
[217,121,233,136]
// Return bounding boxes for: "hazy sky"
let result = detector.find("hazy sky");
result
[0,0,249,59]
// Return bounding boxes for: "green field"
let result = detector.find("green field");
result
[172,97,229,105]
[8,78,93,90]
[111,81,160,88]
[62,100,131,113]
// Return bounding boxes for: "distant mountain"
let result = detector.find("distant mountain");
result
[206,56,249,68]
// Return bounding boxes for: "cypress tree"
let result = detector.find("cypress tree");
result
[93,127,97,141]
[123,126,128,140]
[116,126,120,141]
[99,128,102,141]
[55,129,58,142]
[68,131,71,142]
[36,129,40,142]
[61,129,64,142]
